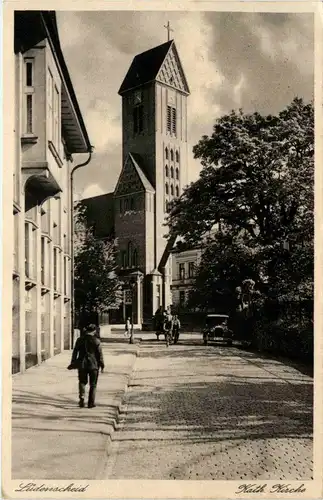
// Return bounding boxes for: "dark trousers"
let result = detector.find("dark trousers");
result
[78,369,99,406]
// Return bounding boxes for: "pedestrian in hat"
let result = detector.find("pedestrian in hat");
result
[69,323,104,408]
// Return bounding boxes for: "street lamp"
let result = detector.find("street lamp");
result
[128,270,143,344]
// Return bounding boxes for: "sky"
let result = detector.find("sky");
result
[56,11,314,200]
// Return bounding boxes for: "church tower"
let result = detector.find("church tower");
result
[115,37,190,324]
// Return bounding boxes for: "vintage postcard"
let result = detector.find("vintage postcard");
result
[2,0,322,498]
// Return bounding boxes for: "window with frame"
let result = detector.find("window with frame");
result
[175,185,179,197]
[188,262,195,278]
[179,263,185,280]
[53,85,59,148]
[41,236,45,285]
[128,242,133,268]
[64,256,68,295]
[175,167,179,180]
[171,185,174,196]
[170,149,174,161]
[14,212,19,273]
[47,69,60,150]
[165,183,169,195]
[53,247,58,291]
[165,147,169,160]
[165,165,169,177]
[132,249,138,268]
[24,59,34,134]
[176,150,180,162]
[133,105,144,134]
[171,166,174,178]
[167,106,177,136]
[121,250,127,268]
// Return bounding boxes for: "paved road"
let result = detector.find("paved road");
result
[104,335,313,480]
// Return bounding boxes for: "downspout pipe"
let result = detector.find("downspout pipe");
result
[70,147,93,348]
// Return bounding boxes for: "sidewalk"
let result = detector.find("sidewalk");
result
[12,335,140,480]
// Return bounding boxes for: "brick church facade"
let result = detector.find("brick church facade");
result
[82,39,190,326]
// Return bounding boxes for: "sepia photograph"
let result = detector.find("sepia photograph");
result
[2,2,322,498]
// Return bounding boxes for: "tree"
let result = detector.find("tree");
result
[169,98,314,322]
[167,98,313,249]
[74,201,122,325]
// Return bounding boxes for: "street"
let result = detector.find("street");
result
[104,334,313,480]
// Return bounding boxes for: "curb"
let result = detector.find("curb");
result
[95,340,141,479]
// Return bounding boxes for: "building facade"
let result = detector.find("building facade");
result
[171,248,202,310]
[82,40,190,326]
[12,11,91,373]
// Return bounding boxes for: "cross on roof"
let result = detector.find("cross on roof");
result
[164,21,174,41]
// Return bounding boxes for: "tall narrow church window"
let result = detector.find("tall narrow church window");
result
[130,197,135,210]
[121,250,127,268]
[133,249,138,268]
[170,149,174,161]
[165,147,169,160]
[167,106,177,136]
[165,183,169,195]
[172,108,177,135]
[175,186,179,197]
[119,198,123,213]
[167,106,172,133]
[124,199,129,211]
[175,167,179,180]
[171,185,174,196]
[171,166,174,178]
[128,242,133,267]
[176,150,180,162]
[165,165,169,177]
[133,105,143,134]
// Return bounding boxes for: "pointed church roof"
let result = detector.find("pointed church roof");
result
[129,153,155,192]
[118,40,189,95]
[114,152,155,196]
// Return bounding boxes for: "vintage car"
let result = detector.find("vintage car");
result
[202,314,233,346]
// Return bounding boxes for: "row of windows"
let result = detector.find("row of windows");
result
[165,148,179,163]
[132,103,177,137]
[120,242,138,269]
[178,262,195,280]
[165,183,179,197]
[119,197,136,213]
[165,165,179,179]
[23,58,61,152]
[24,221,69,294]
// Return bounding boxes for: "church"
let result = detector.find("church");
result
[82,36,192,327]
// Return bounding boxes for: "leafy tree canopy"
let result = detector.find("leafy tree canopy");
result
[167,98,313,248]
[74,201,122,317]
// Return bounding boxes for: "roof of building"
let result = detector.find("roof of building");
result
[129,153,155,192]
[14,10,92,154]
[114,153,155,196]
[81,192,115,238]
[118,40,174,95]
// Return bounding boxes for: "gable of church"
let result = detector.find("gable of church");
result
[114,153,155,197]
[156,43,190,94]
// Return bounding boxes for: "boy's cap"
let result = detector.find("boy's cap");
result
[84,323,97,333]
